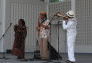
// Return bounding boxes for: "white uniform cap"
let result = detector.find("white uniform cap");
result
[66,10,75,17]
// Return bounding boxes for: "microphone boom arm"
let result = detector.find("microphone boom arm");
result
[0,23,12,40]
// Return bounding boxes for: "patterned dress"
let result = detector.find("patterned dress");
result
[39,20,50,38]
[12,25,27,58]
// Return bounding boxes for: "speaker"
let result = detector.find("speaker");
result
[6,49,12,54]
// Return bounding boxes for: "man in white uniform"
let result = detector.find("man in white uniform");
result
[56,10,77,63]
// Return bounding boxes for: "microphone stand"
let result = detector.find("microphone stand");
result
[57,20,62,61]
[0,23,12,59]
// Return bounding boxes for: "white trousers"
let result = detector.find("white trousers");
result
[67,33,76,62]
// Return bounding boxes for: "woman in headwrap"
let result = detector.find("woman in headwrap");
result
[12,19,27,59]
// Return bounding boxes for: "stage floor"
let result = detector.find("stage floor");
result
[0,53,92,63]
